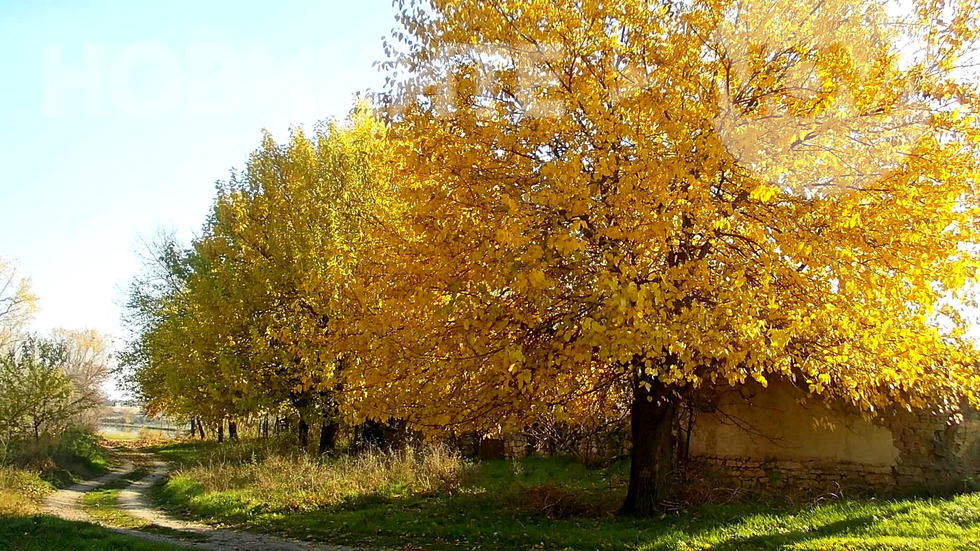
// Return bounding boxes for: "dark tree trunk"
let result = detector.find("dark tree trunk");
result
[318,418,339,455]
[621,375,678,516]
[298,418,310,449]
[217,422,224,443]
[355,420,385,451]
[290,392,313,450]
[228,420,239,441]
[195,418,207,439]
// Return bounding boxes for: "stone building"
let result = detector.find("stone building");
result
[688,381,980,494]
[491,380,980,495]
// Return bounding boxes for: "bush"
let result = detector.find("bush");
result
[3,427,108,485]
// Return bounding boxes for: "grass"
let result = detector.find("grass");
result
[0,466,50,517]
[149,439,980,550]
[4,428,111,487]
[0,465,190,551]
[0,431,192,551]
[80,467,150,528]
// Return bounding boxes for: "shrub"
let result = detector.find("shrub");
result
[3,427,108,485]
[0,465,51,515]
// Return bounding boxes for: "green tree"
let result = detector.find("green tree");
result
[0,336,97,441]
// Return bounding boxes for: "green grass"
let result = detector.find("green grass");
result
[0,465,190,551]
[80,467,150,528]
[7,428,112,487]
[0,433,192,551]
[150,440,980,550]
[149,441,221,467]
[0,514,191,551]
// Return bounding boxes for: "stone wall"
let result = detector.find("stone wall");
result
[689,381,980,494]
[483,380,979,496]
[687,456,895,496]
[886,407,980,490]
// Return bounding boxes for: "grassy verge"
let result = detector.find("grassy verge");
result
[80,467,150,528]
[150,439,980,550]
[0,464,189,551]
[8,428,111,487]
[0,430,193,551]
[78,466,207,543]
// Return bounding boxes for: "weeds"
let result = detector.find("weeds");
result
[170,442,473,511]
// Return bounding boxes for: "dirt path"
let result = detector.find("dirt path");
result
[117,458,352,550]
[42,451,362,551]
[42,459,136,522]
[42,458,200,548]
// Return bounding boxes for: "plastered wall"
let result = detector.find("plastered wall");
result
[690,381,899,466]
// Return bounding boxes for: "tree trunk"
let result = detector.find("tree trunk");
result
[217,422,224,443]
[355,420,386,451]
[621,376,677,516]
[318,418,339,455]
[228,420,239,441]
[195,418,207,439]
[298,418,309,449]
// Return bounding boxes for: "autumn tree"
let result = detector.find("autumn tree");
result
[55,329,111,423]
[354,0,980,514]
[120,234,204,419]
[123,109,391,450]
[0,257,37,350]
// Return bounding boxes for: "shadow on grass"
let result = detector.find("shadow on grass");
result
[145,441,220,468]
[703,511,890,551]
[199,492,974,551]
[0,513,189,551]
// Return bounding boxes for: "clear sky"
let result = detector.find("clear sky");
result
[0,1,396,351]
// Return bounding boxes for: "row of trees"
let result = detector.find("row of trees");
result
[122,0,980,514]
[0,260,111,449]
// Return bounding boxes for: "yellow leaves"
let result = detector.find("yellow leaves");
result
[769,329,790,351]
[495,226,520,247]
[551,231,585,257]
[515,369,532,390]
[527,268,548,289]
[135,0,980,435]
[749,183,780,203]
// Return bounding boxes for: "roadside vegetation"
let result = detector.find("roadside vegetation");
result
[148,439,980,550]
[0,263,181,549]
[0,432,185,551]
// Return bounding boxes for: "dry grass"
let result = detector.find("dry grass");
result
[174,443,473,510]
[0,465,50,515]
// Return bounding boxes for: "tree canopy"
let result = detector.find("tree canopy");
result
[123,0,980,515]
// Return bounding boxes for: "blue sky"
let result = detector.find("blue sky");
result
[0,1,396,347]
